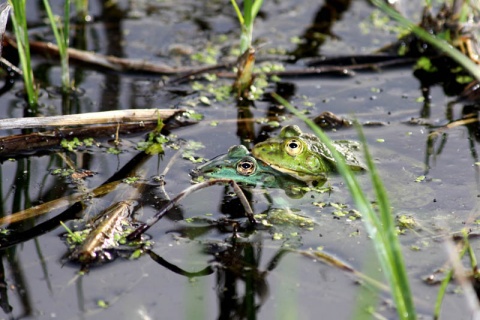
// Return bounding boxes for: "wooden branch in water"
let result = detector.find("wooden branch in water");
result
[0,109,180,130]
[3,35,228,75]
[171,56,416,84]
[0,122,151,157]
[0,180,123,226]
[5,35,415,80]
[0,109,185,157]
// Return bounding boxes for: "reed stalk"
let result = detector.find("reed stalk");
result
[8,0,38,108]
[42,0,71,92]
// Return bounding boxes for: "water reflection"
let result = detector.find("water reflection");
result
[98,2,124,112]
[0,252,13,316]
[289,0,352,61]
[0,138,315,318]
[425,102,480,178]
[146,235,289,320]
[0,181,299,319]
[1,248,32,318]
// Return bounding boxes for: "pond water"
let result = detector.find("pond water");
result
[1,0,480,319]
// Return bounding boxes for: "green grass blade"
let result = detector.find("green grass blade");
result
[356,125,415,318]
[42,0,71,91]
[434,241,469,318]
[8,0,38,107]
[433,268,453,318]
[241,0,253,53]
[243,0,253,28]
[62,0,71,90]
[230,0,244,26]
[42,0,64,57]
[75,0,88,20]
[230,0,263,53]
[244,0,263,53]
[63,1,70,48]
[251,0,263,20]
[272,92,416,319]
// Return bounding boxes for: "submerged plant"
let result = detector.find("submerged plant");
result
[8,0,38,108]
[273,93,416,319]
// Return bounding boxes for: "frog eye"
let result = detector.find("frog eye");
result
[285,139,303,156]
[237,158,256,176]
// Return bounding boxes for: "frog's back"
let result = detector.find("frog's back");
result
[302,133,366,172]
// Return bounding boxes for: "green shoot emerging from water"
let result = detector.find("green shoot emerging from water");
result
[272,92,416,320]
[230,0,263,98]
[43,0,71,92]
[8,0,38,108]
[230,0,263,53]
[75,0,89,22]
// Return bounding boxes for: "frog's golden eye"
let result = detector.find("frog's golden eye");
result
[237,158,256,176]
[285,139,303,156]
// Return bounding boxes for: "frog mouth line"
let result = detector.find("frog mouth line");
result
[267,164,325,182]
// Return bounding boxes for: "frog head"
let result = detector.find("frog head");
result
[251,125,333,182]
[193,145,279,187]
[192,145,308,197]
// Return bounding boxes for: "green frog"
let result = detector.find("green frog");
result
[251,125,365,182]
[193,146,319,243]
[192,145,310,198]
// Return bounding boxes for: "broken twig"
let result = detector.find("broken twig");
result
[0,109,181,130]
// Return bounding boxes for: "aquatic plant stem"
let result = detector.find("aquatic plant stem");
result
[272,92,416,319]
[75,0,89,21]
[230,0,263,53]
[63,1,70,88]
[8,0,38,107]
[433,241,469,319]
[43,0,71,91]
[230,0,263,98]
[444,240,480,318]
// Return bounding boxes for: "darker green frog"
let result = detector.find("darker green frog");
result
[192,145,309,198]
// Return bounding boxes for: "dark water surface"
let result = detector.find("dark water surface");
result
[0,0,479,319]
